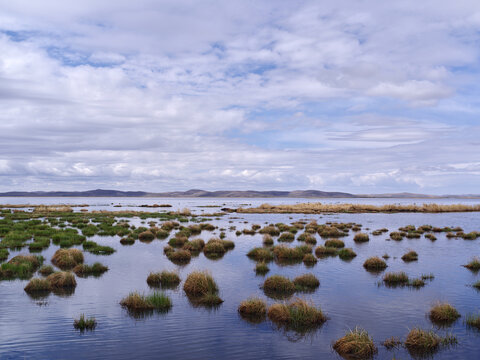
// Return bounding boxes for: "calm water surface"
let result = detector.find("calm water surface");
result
[0,198,479,359]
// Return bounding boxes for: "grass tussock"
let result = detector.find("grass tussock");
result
[138,230,155,242]
[404,328,440,355]
[255,261,270,275]
[120,291,171,311]
[237,202,480,214]
[267,298,327,330]
[147,271,180,288]
[315,246,337,257]
[247,247,274,261]
[429,302,461,325]
[183,271,222,305]
[74,314,97,331]
[324,239,344,248]
[24,277,51,293]
[401,250,418,262]
[263,275,296,296]
[273,245,311,260]
[383,271,409,285]
[262,234,274,246]
[47,271,77,289]
[466,313,480,330]
[182,239,205,252]
[354,233,370,243]
[338,248,357,260]
[238,297,267,319]
[464,257,480,271]
[383,336,402,350]
[51,249,84,270]
[333,327,377,360]
[38,265,54,276]
[0,255,44,280]
[293,274,320,291]
[278,232,295,242]
[363,257,387,271]
[302,253,317,265]
[73,263,108,277]
[166,249,191,263]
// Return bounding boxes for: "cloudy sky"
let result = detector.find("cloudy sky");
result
[0,0,479,194]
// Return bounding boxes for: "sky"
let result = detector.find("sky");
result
[0,0,479,194]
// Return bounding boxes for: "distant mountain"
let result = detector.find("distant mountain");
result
[0,189,478,198]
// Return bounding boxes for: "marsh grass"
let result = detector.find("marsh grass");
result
[147,271,180,288]
[383,336,402,350]
[429,302,460,326]
[273,245,311,260]
[333,327,377,360]
[182,239,205,252]
[24,277,51,293]
[74,314,97,331]
[262,234,274,246]
[255,261,270,275]
[466,313,480,330]
[263,275,296,298]
[314,246,337,257]
[73,263,108,277]
[138,231,155,242]
[354,233,370,243]
[363,257,387,271]
[383,272,409,286]
[324,239,344,248]
[278,232,295,242]
[401,251,418,262]
[38,265,54,276]
[267,298,327,332]
[247,247,274,261]
[120,291,172,313]
[337,248,357,260]
[293,274,319,292]
[47,271,77,289]
[389,232,404,241]
[405,328,441,356]
[0,248,9,262]
[0,255,44,280]
[166,249,191,264]
[464,257,480,271]
[302,253,317,265]
[183,271,222,306]
[51,249,84,270]
[238,297,267,321]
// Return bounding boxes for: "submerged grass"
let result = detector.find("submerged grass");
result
[74,314,97,331]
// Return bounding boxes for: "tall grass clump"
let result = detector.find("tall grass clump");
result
[324,239,344,248]
[166,249,191,264]
[263,275,295,298]
[338,248,357,260]
[464,257,480,271]
[278,232,295,242]
[238,297,267,321]
[183,271,222,306]
[73,263,108,277]
[402,250,418,262]
[47,271,77,289]
[262,234,274,246]
[267,298,327,331]
[0,254,44,280]
[466,313,480,330]
[315,246,337,257]
[404,328,440,356]
[383,271,409,285]
[51,249,84,270]
[38,265,54,276]
[247,247,274,261]
[147,271,181,288]
[429,302,460,325]
[293,274,319,292]
[363,257,387,271]
[255,261,269,275]
[24,277,51,293]
[354,233,370,243]
[74,314,97,331]
[333,327,377,359]
[303,253,317,265]
[120,291,171,312]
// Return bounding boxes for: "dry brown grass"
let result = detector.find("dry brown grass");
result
[237,202,480,214]
[46,271,77,289]
[267,298,327,329]
[333,327,377,359]
[238,297,267,317]
[429,302,460,324]
[363,257,387,271]
[51,249,84,270]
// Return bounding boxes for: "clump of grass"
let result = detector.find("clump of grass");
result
[382,253,390,259]
[389,232,404,241]
[318,226,346,238]
[404,328,440,355]
[383,271,409,285]
[273,245,310,260]
[363,256,387,271]
[183,271,222,305]
[138,231,155,242]
[383,336,402,350]
[247,247,274,261]
[38,265,54,276]
[0,248,9,262]
[263,275,296,297]
[168,235,188,247]
[402,250,418,262]
[293,274,319,291]
[0,254,44,280]
[262,234,274,246]
[166,249,191,263]
[120,291,171,311]
[120,237,135,245]
[51,249,84,270]
[354,233,370,243]
[182,239,205,252]
[473,280,480,289]
[74,314,97,331]
[147,271,180,288]
[315,246,337,257]
[73,263,108,277]
[267,298,327,330]
[409,278,426,288]
[259,225,280,236]
[338,248,357,260]
[203,238,226,256]
[302,253,317,265]
[255,261,269,275]
[238,297,267,320]
[297,233,316,243]
[464,257,480,271]
[425,234,437,241]
[324,239,344,248]
[429,302,461,325]
[24,277,51,293]
[278,232,295,242]
[466,313,480,330]
[47,271,77,289]
[333,327,377,360]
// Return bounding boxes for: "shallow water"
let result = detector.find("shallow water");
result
[0,198,479,359]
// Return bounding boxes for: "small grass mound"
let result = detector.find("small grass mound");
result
[273,245,311,260]
[464,257,480,271]
[203,239,226,256]
[262,234,274,246]
[74,314,97,331]
[404,328,441,356]
[73,263,108,277]
[383,271,409,285]
[353,233,370,243]
[147,271,180,288]
[267,298,327,331]
[429,302,460,325]
[278,232,295,242]
[466,313,480,330]
[293,274,319,291]
[120,291,172,312]
[51,249,84,270]
[263,275,295,298]
[238,297,267,321]
[333,327,377,360]
[38,265,54,276]
[47,271,77,289]
[382,336,402,350]
[0,255,44,280]
[315,246,337,257]
[389,232,404,241]
[183,271,222,306]
[338,248,356,260]
[166,249,191,264]
[363,257,387,271]
[324,239,344,248]
[302,253,317,265]
[182,239,205,252]
[247,247,274,261]
[401,250,418,262]
[255,261,269,275]
[138,231,155,242]
[24,277,51,293]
